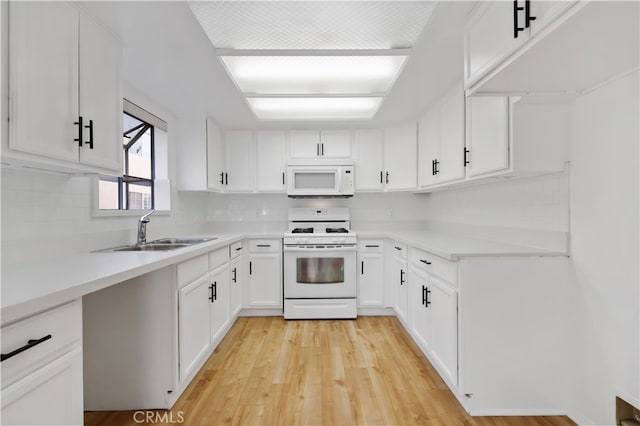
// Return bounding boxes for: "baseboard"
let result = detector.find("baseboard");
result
[357,307,396,316]
[239,308,283,317]
[468,408,567,417]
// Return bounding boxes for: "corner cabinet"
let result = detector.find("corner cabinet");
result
[1,300,83,426]
[6,1,122,175]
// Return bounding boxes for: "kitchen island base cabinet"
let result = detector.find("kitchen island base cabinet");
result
[457,256,570,415]
[83,267,176,410]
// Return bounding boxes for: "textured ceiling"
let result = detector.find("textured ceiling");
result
[188,1,436,50]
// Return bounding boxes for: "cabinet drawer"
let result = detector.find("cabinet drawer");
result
[1,300,82,386]
[248,239,282,252]
[409,248,458,285]
[177,254,208,287]
[391,241,408,259]
[209,247,229,270]
[359,239,384,253]
[229,241,244,259]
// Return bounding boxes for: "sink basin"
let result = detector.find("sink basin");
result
[111,243,190,252]
[150,237,217,245]
[94,237,217,253]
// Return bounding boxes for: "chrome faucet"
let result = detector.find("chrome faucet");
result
[137,209,155,244]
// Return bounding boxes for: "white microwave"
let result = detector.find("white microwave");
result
[287,163,355,198]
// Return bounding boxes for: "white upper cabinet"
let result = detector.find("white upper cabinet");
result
[418,83,465,189]
[465,96,510,178]
[206,118,225,192]
[7,1,122,174]
[78,14,123,172]
[223,130,254,192]
[289,129,351,159]
[466,1,636,95]
[354,129,384,191]
[256,130,286,192]
[384,122,417,191]
[464,1,530,89]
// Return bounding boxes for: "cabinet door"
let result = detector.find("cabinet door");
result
[206,118,225,191]
[256,130,286,192]
[409,265,430,352]
[248,253,282,308]
[417,109,439,188]
[1,348,83,426]
[178,274,211,383]
[289,130,320,158]
[354,129,384,191]
[358,252,384,307]
[384,122,417,190]
[224,130,254,192]
[9,1,79,163]
[209,263,230,345]
[466,96,510,177]
[437,85,465,184]
[78,15,122,172]
[428,275,458,386]
[320,129,351,158]
[464,1,529,87]
[229,256,243,318]
[393,257,409,325]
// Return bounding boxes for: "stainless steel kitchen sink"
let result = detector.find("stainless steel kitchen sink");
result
[94,237,217,253]
[150,237,217,245]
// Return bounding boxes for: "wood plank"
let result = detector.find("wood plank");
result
[85,317,575,426]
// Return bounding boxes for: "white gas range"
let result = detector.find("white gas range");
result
[283,208,357,319]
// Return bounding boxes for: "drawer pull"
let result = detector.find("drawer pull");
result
[420,259,432,265]
[394,246,402,251]
[235,247,243,251]
[1,334,52,362]
[365,245,379,248]
[256,244,271,248]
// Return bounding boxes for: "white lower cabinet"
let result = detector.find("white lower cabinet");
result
[357,239,385,307]
[82,244,237,411]
[408,248,458,388]
[390,242,408,325]
[178,272,211,383]
[400,246,569,415]
[209,262,230,346]
[246,239,282,310]
[1,300,83,426]
[229,248,244,319]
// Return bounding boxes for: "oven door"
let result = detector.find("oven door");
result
[284,245,356,298]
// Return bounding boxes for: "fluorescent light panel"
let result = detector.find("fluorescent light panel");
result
[220,55,407,95]
[247,97,383,120]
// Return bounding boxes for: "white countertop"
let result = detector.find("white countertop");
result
[354,230,568,261]
[1,229,566,324]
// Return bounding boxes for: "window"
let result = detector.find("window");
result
[98,100,169,212]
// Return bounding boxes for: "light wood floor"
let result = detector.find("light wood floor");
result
[85,316,575,426]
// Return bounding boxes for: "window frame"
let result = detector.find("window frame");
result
[92,99,170,217]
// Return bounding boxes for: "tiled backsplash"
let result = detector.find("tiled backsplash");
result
[1,165,570,262]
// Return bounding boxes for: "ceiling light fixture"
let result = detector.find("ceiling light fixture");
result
[246,97,383,120]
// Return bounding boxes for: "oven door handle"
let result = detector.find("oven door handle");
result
[284,246,356,253]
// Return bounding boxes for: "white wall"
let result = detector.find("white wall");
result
[419,172,570,251]
[566,71,639,425]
